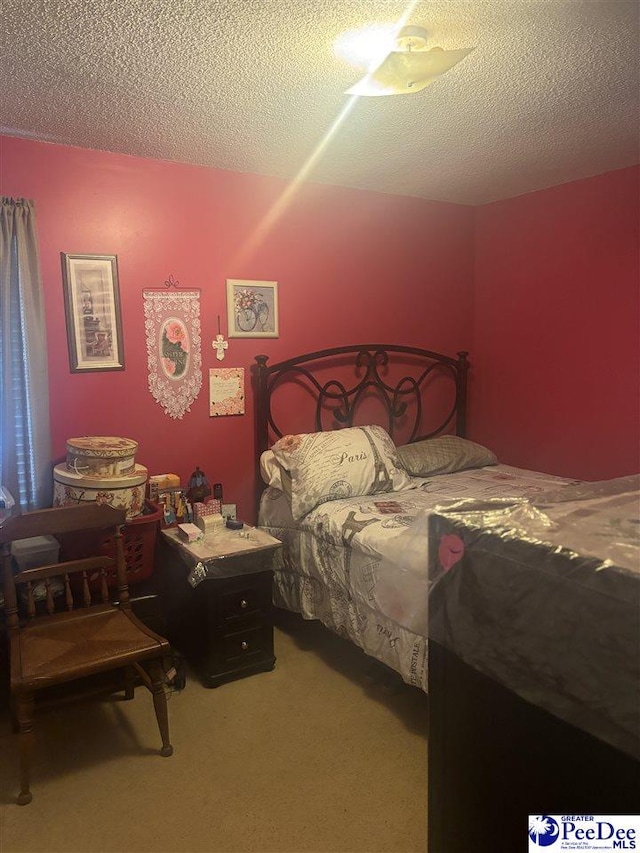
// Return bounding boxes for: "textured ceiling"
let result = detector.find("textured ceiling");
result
[1,0,638,205]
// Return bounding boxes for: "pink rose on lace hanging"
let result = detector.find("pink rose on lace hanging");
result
[164,321,189,352]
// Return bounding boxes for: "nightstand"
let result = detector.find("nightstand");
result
[157,525,281,688]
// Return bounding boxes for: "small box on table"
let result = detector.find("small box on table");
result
[177,523,203,543]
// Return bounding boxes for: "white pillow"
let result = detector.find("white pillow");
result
[270,425,410,520]
[260,450,285,490]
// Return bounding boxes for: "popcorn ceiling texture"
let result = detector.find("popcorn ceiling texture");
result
[1,0,638,204]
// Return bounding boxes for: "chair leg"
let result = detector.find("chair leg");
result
[124,665,135,700]
[10,691,18,734]
[15,692,35,805]
[148,660,173,757]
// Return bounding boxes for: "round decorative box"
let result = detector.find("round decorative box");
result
[65,436,138,478]
[53,463,148,519]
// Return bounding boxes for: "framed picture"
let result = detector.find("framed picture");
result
[61,253,125,372]
[209,367,245,416]
[226,279,279,338]
[221,503,237,522]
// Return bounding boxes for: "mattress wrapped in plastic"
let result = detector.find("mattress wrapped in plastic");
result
[427,475,640,759]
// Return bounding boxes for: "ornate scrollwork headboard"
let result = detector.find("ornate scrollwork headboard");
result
[253,344,469,498]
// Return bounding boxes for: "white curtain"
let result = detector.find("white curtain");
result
[0,197,52,510]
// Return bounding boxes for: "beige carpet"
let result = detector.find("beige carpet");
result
[0,613,428,853]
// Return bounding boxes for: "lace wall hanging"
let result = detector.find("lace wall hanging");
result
[143,284,202,419]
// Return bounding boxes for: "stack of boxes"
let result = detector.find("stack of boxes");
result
[53,436,147,518]
[193,499,224,535]
[52,437,165,590]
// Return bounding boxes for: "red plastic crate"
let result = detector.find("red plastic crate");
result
[99,501,163,587]
[59,501,163,590]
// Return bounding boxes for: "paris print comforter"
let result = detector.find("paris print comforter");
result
[258,464,572,691]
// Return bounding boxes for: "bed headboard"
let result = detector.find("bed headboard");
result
[253,345,469,489]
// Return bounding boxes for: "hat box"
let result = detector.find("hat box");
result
[65,436,138,478]
[53,463,148,519]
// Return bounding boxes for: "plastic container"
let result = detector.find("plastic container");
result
[59,501,163,590]
[11,535,60,571]
[103,501,163,587]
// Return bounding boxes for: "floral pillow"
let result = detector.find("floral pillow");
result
[270,425,411,520]
[396,435,497,477]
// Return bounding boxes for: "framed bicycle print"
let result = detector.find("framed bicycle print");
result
[226,279,279,338]
[61,253,125,372]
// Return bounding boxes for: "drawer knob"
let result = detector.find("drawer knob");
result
[241,640,249,651]
[240,598,248,609]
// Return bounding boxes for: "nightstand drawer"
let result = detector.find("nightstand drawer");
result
[221,584,267,620]
[222,625,268,661]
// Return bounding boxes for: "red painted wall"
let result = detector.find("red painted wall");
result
[471,166,640,480]
[0,135,474,520]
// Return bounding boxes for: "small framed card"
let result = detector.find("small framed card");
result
[209,367,245,416]
[221,503,237,521]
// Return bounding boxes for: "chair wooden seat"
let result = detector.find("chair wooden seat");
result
[0,503,174,805]
[13,607,168,687]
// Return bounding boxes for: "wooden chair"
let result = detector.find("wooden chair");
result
[0,503,173,805]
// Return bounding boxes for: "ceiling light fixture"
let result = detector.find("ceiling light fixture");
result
[345,26,474,97]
